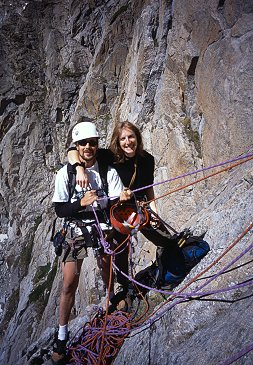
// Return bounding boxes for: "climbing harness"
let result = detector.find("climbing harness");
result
[51,160,111,259]
[62,152,253,365]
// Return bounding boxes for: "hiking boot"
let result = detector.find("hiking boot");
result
[116,292,133,312]
[51,339,68,365]
[108,284,133,313]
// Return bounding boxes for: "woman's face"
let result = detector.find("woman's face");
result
[119,127,137,158]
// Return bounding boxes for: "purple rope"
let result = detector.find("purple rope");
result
[68,277,253,341]
[127,277,253,338]
[91,152,253,251]
[190,239,253,294]
[91,205,114,255]
[218,342,253,365]
[68,240,253,364]
[133,151,253,194]
[89,206,253,332]
[113,261,253,300]
[68,313,131,364]
[127,240,253,335]
[75,154,253,358]
[91,209,161,260]
[108,151,253,200]
[90,205,131,257]
[90,276,253,338]
[113,241,130,256]
[112,239,253,299]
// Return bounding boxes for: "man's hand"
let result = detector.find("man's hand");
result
[119,188,133,202]
[76,166,89,188]
[80,190,98,207]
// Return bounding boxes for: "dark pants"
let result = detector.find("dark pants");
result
[112,220,186,287]
[141,221,186,277]
[112,230,130,287]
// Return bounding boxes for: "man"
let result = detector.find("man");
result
[51,121,130,365]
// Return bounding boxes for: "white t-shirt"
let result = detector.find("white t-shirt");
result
[52,161,123,234]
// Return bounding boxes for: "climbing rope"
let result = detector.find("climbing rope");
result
[219,341,253,365]
[67,310,131,365]
[67,222,253,364]
[144,154,253,205]
[133,151,253,196]
[67,152,253,364]
[130,221,253,329]
[112,234,253,301]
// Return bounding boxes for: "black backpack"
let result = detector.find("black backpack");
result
[135,234,210,294]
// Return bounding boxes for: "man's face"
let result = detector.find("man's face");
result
[76,138,98,164]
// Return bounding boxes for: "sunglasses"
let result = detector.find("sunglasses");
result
[78,138,98,147]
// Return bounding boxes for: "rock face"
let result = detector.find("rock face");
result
[0,0,252,364]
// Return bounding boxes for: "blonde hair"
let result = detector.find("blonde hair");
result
[109,121,144,163]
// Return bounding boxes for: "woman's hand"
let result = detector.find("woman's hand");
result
[80,190,97,207]
[76,166,89,188]
[119,188,133,202]
[149,214,160,228]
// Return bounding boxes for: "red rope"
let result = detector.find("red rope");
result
[67,155,253,364]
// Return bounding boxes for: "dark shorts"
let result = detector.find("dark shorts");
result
[62,236,88,262]
[62,228,115,262]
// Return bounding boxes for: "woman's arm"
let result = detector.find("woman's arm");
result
[146,187,161,227]
[68,148,89,188]
[146,187,157,213]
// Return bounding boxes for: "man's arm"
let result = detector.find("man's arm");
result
[55,191,98,217]
[55,200,82,218]
[106,166,133,205]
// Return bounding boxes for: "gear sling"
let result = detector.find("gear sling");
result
[51,162,109,261]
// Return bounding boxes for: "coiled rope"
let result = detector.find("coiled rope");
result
[67,152,253,364]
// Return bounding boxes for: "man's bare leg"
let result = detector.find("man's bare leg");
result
[59,260,83,327]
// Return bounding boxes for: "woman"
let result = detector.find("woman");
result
[68,121,186,296]
[69,122,156,208]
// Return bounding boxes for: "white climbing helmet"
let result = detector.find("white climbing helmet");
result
[72,122,99,143]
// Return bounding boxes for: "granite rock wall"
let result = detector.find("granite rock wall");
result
[0,0,252,364]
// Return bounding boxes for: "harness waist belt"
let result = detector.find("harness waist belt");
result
[69,210,109,224]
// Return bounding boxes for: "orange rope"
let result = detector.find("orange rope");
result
[68,155,253,363]
[144,155,253,205]
[68,256,131,364]
[132,221,253,329]
[98,255,114,365]
[68,223,252,363]
[96,233,133,364]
